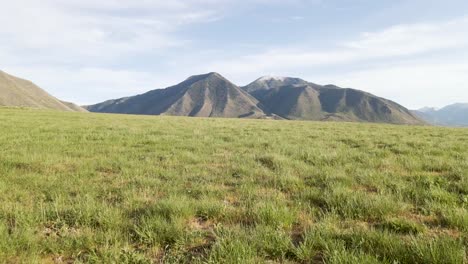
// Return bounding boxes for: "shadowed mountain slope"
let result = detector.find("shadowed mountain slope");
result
[252,85,323,120]
[86,73,265,118]
[317,85,422,124]
[0,70,87,112]
[243,77,424,124]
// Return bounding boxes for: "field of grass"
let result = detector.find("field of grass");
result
[0,108,466,263]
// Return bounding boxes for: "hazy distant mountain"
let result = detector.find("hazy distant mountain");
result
[242,77,424,124]
[413,103,468,127]
[0,70,87,112]
[86,73,265,118]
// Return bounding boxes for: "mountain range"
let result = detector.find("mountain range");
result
[86,72,424,125]
[412,104,468,127]
[6,70,465,126]
[0,70,87,112]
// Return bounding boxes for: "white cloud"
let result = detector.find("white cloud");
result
[208,17,468,77]
[1,1,467,108]
[1,0,325,104]
[0,0,323,64]
[313,62,468,109]
[0,0,225,64]
[345,17,468,57]
[203,16,468,108]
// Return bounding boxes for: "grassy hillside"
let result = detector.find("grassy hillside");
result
[0,71,87,112]
[0,108,466,263]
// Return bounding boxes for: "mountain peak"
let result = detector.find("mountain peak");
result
[87,72,265,118]
[192,72,223,79]
[243,76,308,93]
[257,76,287,82]
[185,72,228,83]
[207,72,222,76]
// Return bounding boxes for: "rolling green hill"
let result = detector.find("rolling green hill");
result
[0,70,87,112]
[0,108,466,263]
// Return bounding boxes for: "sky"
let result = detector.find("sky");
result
[1,0,468,109]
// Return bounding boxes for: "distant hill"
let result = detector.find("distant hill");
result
[0,70,87,112]
[86,73,265,118]
[242,77,424,124]
[87,73,424,125]
[413,103,468,127]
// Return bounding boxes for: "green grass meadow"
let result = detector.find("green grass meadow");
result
[0,108,467,263]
